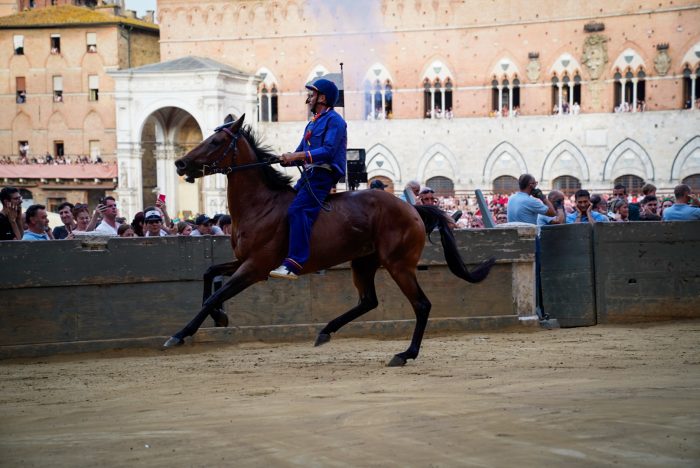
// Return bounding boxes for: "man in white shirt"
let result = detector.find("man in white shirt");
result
[94,196,120,236]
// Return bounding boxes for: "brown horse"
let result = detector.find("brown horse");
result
[165,114,495,366]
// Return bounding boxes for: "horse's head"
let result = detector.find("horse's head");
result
[175,113,247,183]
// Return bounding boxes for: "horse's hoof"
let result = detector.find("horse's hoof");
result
[162,337,184,349]
[387,355,407,367]
[213,310,229,327]
[314,333,331,347]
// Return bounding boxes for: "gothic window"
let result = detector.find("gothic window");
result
[614,174,645,195]
[551,75,560,114]
[423,79,432,118]
[258,84,278,122]
[16,77,26,104]
[491,76,520,116]
[426,176,454,196]
[492,175,518,194]
[364,80,393,120]
[552,175,582,196]
[682,65,700,109]
[423,77,453,118]
[614,68,646,112]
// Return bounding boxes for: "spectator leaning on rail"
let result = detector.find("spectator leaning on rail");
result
[507,174,556,224]
[662,184,700,221]
[0,186,23,240]
[22,204,53,241]
[566,189,609,224]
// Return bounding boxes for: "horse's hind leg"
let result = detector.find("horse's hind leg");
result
[202,261,241,327]
[384,266,431,367]
[315,254,380,346]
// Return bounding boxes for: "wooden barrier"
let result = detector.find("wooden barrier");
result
[540,221,700,327]
[0,228,537,358]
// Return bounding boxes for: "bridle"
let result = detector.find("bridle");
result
[202,122,279,176]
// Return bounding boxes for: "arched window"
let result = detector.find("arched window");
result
[364,79,393,120]
[492,76,520,117]
[614,175,645,195]
[492,175,518,194]
[551,75,560,114]
[682,173,700,192]
[423,78,452,118]
[258,83,278,122]
[682,65,700,109]
[613,69,646,112]
[423,79,432,119]
[552,175,582,196]
[426,176,454,197]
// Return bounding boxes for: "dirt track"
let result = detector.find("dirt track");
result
[1,321,699,467]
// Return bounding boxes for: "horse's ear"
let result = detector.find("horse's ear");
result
[231,113,245,133]
[224,114,234,124]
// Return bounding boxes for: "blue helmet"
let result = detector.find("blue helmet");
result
[306,78,339,107]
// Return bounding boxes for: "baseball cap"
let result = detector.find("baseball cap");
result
[369,179,387,189]
[144,210,162,221]
[195,214,212,225]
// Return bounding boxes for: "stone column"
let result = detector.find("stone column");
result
[115,141,143,222]
[568,82,574,108]
[557,83,563,114]
[632,78,638,112]
[692,77,697,111]
[202,175,227,216]
[508,83,513,116]
[619,79,626,108]
[430,88,435,117]
[440,87,446,113]
[381,90,386,117]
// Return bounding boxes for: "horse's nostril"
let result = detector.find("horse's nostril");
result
[174,160,186,170]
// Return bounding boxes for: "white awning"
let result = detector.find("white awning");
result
[87,32,97,45]
[53,76,63,91]
[88,75,99,89]
[13,35,23,48]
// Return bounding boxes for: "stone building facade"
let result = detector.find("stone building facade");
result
[0,4,159,210]
[109,0,700,220]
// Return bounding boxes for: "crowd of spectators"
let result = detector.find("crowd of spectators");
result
[2,177,698,242]
[614,101,647,113]
[0,187,235,242]
[391,178,699,230]
[0,152,103,165]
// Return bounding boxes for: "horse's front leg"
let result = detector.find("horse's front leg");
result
[163,263,261,348]
[202,261,241,327]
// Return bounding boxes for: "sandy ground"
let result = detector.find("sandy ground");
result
[1,321,699,467]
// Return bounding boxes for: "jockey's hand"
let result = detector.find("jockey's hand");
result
[280,152,305,167]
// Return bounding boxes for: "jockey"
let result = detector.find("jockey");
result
[269,78,348,280]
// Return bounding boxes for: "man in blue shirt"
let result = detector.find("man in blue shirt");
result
[662,184,700,221]
[270,78,347,279]
[22,204,52,240]
[507,174,556,224]
[566,189,609,224]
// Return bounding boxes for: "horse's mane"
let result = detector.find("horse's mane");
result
[240,125,293,191]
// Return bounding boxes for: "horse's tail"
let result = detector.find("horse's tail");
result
[414,205,496,283]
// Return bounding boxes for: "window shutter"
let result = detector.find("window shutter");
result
[51,33,60,39]
[13,35,24,48]
[16,77,26,91]
[89,75,99,89]
[53,76,63,91]
[87,32,97,45]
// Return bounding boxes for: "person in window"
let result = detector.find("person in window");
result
[269,78,347,280]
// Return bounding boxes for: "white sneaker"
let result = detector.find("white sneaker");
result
[269,265,298,280]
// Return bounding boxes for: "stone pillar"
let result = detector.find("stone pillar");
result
[568,82,574,108]
[440,88,445,113]
[557,83,563,114]
[202,175,227,216]
[115,141,143,222]
[508,84,513,116]
[381,90,386,117]
[155,144,179,213]
[619,79,626,107]
[430,88,435,117]
[692,77,697,111]
[632,78,638,112]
